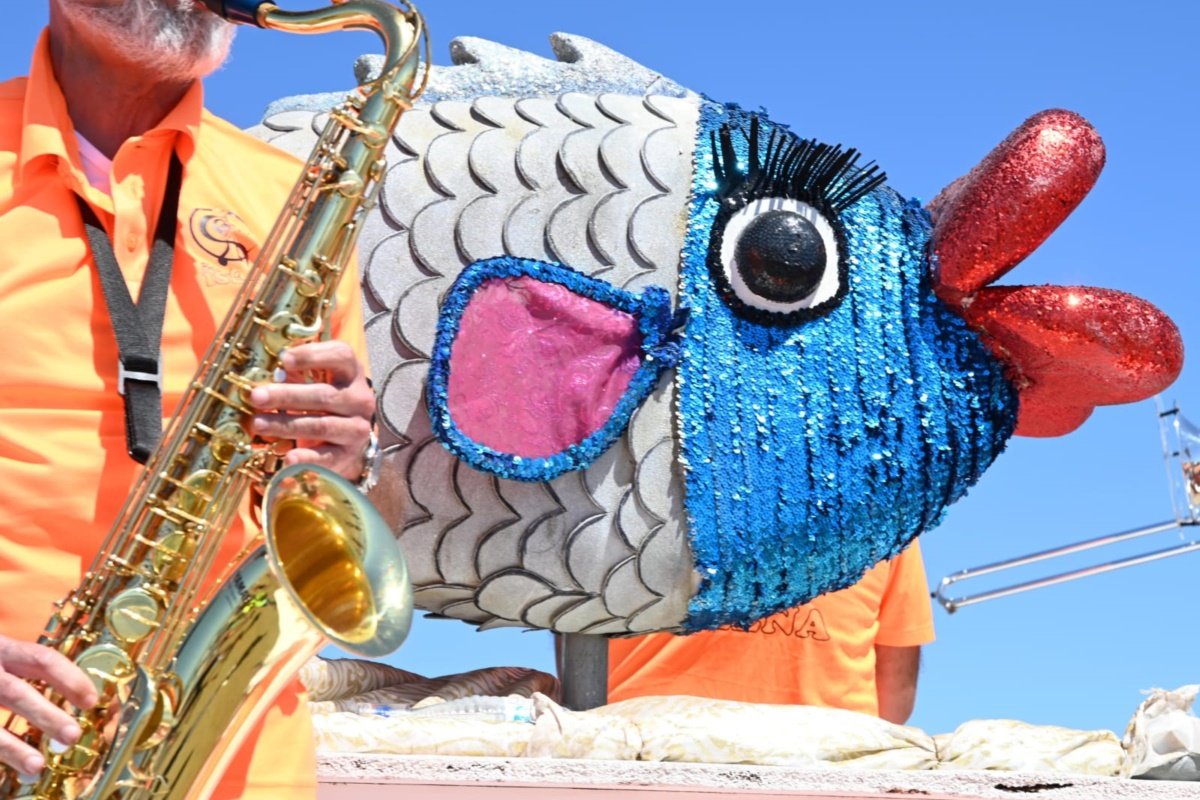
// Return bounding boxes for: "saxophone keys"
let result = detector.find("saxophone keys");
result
[329,109,388,148]
[51,595,79,625]
[74,644,134,696]
[41,717,102,775]
[135,674,182,752]
[210,421,251,465]
[175,470,221,516]
[152,530,197,585]
[260,311,304,356]
[104,590,163,645]
[275,257,323,297]
[328,168,364,199]
[231,366,273,405]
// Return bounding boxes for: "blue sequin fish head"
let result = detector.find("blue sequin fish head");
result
[678,104,1018,629]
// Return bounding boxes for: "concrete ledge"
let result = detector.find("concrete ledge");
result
[317,755,1200,799]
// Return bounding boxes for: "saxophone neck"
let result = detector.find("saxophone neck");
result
[207,0,427,107]
[201,0,273,27]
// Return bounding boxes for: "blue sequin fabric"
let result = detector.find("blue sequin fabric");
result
[428,256,685,483]
[679,103,1019,630]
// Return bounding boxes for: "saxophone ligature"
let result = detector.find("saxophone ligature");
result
[1,2,427,797]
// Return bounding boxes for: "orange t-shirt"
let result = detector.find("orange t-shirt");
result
[608,542,935,715]
[0,32,366,799]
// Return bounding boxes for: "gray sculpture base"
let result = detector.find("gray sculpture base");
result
[556,633,608,711]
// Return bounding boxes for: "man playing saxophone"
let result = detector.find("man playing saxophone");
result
[0,1,378,796]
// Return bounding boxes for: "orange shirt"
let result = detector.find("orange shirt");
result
[608,542,935,715]
[0,32,366,799]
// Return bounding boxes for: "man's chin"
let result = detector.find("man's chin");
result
[181,27,236,80]
[60,0,235,82]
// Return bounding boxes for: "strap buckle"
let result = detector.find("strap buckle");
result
[118,359,163,396]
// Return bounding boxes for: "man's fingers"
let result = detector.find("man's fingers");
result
[284,446,340,470]
[0,727,45,776]
[0,675,82,748]
[248,382,375,419]
[283,445,367,481]
[3,645,97,711]
[279,341,360,387]
[240,337,375,484]
[252,413,370,446]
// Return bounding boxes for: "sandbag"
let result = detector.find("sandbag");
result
[311,710,534,757]
[934,719,1122,776]
[576,695,936,769]
[1122,685,1200,780]
[526,693,642,760]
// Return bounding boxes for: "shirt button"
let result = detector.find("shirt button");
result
[125,233,138,251]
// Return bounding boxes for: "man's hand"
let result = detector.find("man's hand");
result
[0,637,97,775]
[249,341,375,482]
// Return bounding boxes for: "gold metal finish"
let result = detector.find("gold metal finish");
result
[1,2,427,797]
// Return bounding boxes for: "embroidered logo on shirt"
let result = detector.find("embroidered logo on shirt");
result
[730,607,831,640]
[189,209,253,286]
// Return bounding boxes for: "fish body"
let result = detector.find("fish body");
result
[254,34,1178,634]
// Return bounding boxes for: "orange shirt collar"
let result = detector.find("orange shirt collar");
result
[18,28,204,184]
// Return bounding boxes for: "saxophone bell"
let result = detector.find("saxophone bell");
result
[263,463,412,657]
[129,465,411,799]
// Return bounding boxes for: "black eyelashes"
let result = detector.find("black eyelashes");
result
[711,116,887,213]
[703,115,886,327]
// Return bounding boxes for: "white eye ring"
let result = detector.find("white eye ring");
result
[719,197,842,314]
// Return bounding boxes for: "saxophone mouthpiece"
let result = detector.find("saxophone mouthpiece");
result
[201,0,271,26]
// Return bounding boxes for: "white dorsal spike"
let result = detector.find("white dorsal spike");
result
[270,33,694,118]
[449,36,558,69]
[550,32,655,76]
[354,54,385,84]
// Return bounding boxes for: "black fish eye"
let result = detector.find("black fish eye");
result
[734,209,826,304]
[709,197,847,325]
[706,118,881,327]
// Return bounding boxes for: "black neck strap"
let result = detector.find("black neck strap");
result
[76,154,183,464]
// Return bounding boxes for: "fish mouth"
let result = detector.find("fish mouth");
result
[927,109,1180,436]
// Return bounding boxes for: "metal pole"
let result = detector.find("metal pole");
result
[558,633,609,711]
[935,520,1198,612]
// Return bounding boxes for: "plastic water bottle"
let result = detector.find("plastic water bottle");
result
[357,695,535,723]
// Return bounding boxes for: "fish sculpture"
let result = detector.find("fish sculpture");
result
[254,33,1182,635]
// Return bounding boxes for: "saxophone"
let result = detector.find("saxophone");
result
[1,2,427,797]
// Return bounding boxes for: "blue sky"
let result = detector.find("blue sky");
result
[2,2,1195,736]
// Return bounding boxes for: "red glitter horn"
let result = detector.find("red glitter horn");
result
[928,110,1183,437]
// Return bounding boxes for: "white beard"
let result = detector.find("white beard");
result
[59,0,235,82]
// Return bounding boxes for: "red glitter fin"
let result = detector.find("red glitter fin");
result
[959,285,1183,437]
[929,109,1105,303]
[1010,390,1093,438]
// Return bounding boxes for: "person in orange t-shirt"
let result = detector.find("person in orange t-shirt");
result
[608,542,935,724]
[0,2,377,797]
